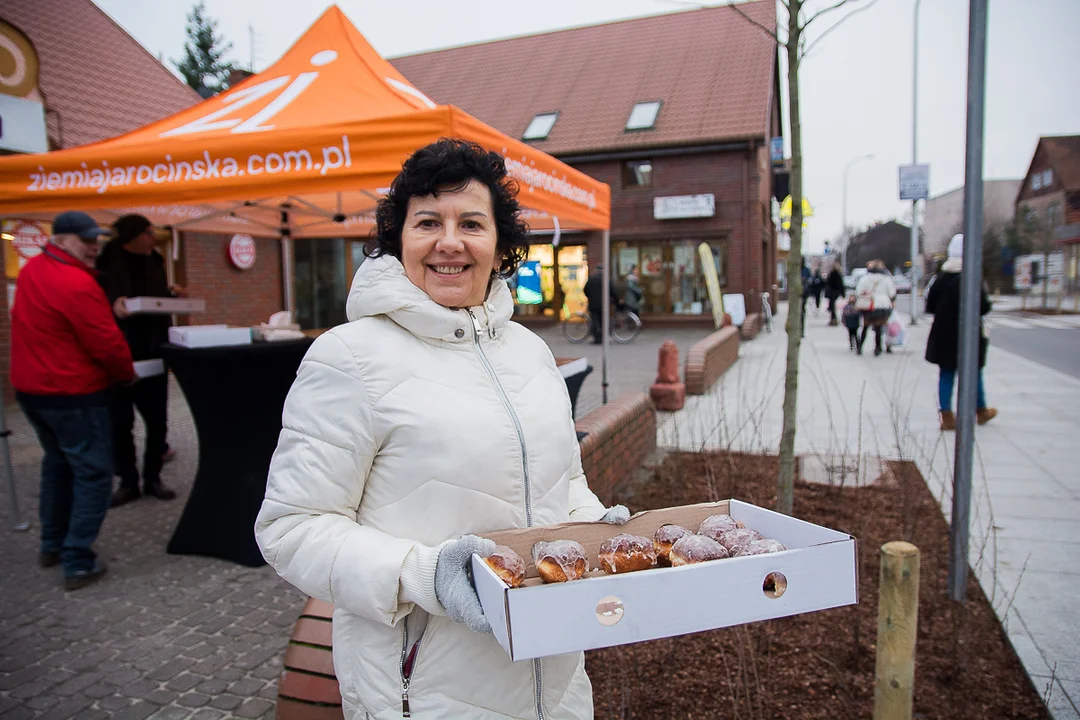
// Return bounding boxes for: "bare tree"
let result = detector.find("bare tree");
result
[723,0,882,514]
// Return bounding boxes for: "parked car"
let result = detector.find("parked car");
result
[844,268,867,292]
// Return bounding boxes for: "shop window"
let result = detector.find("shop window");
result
[625,101,662,131]
[523,112,559,141]
[294,238,348,330]
[623,160,653,187]
[611,240,727,315]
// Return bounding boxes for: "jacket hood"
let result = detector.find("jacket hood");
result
[942,257,963,273]
[345,254,514,343]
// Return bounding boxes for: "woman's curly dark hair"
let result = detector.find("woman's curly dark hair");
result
[370,138,530,278]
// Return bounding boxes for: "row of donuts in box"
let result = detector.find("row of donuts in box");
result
[483,513,788,588]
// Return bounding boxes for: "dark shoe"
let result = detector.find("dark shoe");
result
[977,407,998,425]
[65,562,107,591]
[39,552,60,568]
[857,346,863,355]
[111,487,141,508]
[940,410,956,431]
[144,481,177,500]
[874,347,882,357]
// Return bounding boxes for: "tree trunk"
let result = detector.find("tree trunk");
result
[776,1,804,516]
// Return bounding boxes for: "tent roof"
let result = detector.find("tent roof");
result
[0,6,609,236]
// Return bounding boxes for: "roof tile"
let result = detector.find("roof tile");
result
[3,0,200,149]
[390,1,777,155]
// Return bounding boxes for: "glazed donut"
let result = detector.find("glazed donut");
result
[697,514,744,542]
[734,538,788,557]
[669,534,730,566]
[718,528,765,555]
[532,540,588,583]
[653,524,693,566]
[598,534,657,574]
[483,545,526,588]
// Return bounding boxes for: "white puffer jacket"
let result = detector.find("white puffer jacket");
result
[256,254,607,720]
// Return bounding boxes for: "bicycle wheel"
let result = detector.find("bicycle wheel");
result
[562,313,591,343]
[611,311,642,344]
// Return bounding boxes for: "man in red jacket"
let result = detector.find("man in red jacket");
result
[11,211,135,591]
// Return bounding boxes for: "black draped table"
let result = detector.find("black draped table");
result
[556,357,592,419]
[160,338,314,567]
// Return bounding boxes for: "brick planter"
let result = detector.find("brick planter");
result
[277,598,343,720]
[685,327,740,395]
[575,392,657,505]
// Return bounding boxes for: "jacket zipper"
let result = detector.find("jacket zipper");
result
[400,618,427,717]
[464,309,544,720]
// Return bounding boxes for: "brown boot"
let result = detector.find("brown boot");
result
[940,410,956,431]
[977,407,998,425]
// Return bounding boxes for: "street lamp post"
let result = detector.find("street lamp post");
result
[841,154,874,274]
[910,0,923,324]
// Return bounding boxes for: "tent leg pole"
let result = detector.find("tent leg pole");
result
[601,229,610,405]
[280,211,294,317]
[0,387,29,532]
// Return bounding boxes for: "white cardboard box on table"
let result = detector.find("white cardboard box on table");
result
[124,296,206,315]
[471,499,858,662]
[168,324,252,348]
[132,359,165,379]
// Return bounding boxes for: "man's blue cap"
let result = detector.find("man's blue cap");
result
[52,211,109,242]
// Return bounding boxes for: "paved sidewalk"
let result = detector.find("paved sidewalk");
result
[658,302,1080,718]
[0,380,305,720]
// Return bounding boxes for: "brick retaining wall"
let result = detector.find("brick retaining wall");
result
[685,327,740,395]
[575,392,657,505]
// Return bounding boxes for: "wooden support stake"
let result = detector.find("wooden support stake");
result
[873,541,921,720]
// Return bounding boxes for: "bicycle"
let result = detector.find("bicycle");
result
[760,290,773,333]
[562,309,642,344]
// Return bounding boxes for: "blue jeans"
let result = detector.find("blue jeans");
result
[18,398,114,577]
[938,368,987,412]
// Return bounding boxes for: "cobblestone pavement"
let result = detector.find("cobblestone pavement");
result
[0,325,713,719]
[0,379,305,720]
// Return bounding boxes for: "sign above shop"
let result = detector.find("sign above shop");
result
[654,194,715,220]
[0,95,47,154]
[228,234,257,270]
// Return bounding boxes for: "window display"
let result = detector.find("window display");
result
[611,240,727,316]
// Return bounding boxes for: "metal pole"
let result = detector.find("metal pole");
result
[910,0,923,325]
[948,0,988,603]
[280,211,294,316]
[601,229,610,405]
[0,386,29,532]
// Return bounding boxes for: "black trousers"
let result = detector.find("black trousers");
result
[859,323,885,353]
[111,374,168,490]
[589,309,603,343]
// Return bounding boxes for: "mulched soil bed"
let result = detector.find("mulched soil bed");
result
[586,452,1049,719]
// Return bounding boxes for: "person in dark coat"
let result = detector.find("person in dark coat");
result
[800,257,812,336]
[811,268,825,310]
[96,214,183,506]
[582,264,621,344]
[925,234,997,431]
[825,266,845,325]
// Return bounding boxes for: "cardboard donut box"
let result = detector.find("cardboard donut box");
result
[471,500,858,662]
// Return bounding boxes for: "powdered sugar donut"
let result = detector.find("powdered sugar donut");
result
[599,533,657,574]
[653,524,693,566]
[670,534,730,566]
[532,540,588,583]
[734,538,788,557]
[697,514,744,541]
[718,528,765,555]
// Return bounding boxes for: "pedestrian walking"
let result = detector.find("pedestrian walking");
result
[841,294,862,351]
[811,268,825,310]
[256,139,628,719]
[11,211,135,590]
[854,259,896,356]
[826,265,844,325]
[583,263,621,344]
[96,214,181,507]
[925,233,997,431]
[800,257,812,336]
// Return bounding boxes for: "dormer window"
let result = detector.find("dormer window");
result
[625,101,662,131]
[523,112,559,141]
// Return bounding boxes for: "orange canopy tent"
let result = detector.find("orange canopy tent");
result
[0,6,609,241]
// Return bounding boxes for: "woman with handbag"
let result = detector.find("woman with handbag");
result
[853,259,896,356]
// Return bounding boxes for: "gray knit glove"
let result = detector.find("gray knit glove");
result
[600,504,630,524]
[435,535,496,635]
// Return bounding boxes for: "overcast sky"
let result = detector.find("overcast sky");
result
[93,0,1079,252]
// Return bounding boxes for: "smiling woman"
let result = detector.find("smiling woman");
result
[255,138,628,719]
